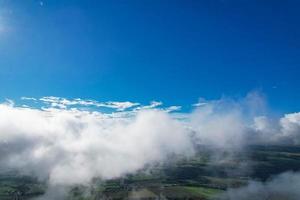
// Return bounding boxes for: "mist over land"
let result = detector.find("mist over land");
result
[1,92,300,199]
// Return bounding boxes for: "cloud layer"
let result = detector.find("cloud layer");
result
[1,93,300,188]
[0,104,192,185]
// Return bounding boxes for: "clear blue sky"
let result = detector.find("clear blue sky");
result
[0,0,299,112]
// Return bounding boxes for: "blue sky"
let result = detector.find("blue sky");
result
[0,0,299,112]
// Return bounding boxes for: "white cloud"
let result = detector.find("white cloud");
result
[104,101,140,111]
[21,97,37,101]
[37,96,140,111]
[1,92,300,189]
[278,112,300,145]
[193,102,208,107]
[164,105,182,112]
[134,101,163,110]
[0,104,193,186]
[190,100,246,149]
[23,96,182,113]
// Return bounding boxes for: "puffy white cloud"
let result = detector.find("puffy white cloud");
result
[0,104,193,185]
[250,112,300,145]
[190,102,245,149]
[188,92,266,149]
[190,92,300,148]
[278,112,300,145]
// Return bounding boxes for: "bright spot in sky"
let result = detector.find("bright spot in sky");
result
[0,9,13,36]
[0,13,6,34]
[0,22,4,34]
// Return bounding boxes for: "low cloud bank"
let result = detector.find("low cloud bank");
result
[219,171,300,200]
[1,92,300,187]
[190,92,300,147]
[0,105,192,185]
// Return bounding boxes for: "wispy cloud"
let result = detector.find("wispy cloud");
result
[21,97,37,101]
[36,96,140,111]
[21,96,182,113]
[220,171,300,200]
